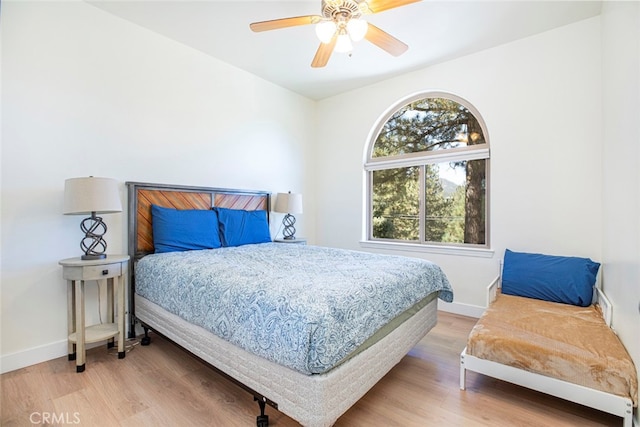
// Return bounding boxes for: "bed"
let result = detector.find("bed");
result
[460,250,637,427]
[126,181,454,427]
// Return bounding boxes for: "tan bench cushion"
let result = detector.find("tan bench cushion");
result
[467,294,637,406]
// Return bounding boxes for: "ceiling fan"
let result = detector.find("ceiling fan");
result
[249,0,422,68]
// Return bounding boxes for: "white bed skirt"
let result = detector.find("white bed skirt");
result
[135,294,438,427]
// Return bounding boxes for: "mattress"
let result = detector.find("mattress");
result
[135,243,453,374]
[466,293,638,406]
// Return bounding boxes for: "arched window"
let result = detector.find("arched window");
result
[364,92,490,249]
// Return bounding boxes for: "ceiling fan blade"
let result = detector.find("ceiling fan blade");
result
[365,23,408,56]
[311,37,337,68]
[365,0,422,14]
[250,15,321,32]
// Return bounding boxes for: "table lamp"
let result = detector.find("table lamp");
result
[274,191,303,240]
[63,177,122,260]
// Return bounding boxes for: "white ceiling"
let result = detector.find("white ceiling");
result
[88,0,602,100]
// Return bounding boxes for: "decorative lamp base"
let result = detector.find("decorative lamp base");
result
[80,213,108,260]
[282,214,297,240]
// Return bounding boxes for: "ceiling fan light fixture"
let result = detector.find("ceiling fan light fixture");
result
[315,20,337,43]
[250,0,420,68]
[347,18,368,42]
[335,32,353,53]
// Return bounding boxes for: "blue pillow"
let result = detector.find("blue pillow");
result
[151,205,222,253]
[214,207,272,247]
[502,249,600,307]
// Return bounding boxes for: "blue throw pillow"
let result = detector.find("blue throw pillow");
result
[151,205,222,253]
[214,207,272,247]
[502,249,600,307]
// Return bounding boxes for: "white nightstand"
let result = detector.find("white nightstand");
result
[275,238,307,245]
[59,254,129,372]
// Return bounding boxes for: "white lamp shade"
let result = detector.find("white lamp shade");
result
[315,20,337,43]
[63,177,122,215]
[335,33,353,53]
[347,18,368,42]
[274,192,303,214]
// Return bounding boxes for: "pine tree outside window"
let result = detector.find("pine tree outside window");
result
[365,92,490,249]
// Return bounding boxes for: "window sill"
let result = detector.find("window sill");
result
[359,240,494,258]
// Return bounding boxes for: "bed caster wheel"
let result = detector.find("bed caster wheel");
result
[255,396,268,427]
[141,326,151,346]
[256,414,268,427]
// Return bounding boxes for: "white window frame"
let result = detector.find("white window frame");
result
[362,91,493,258]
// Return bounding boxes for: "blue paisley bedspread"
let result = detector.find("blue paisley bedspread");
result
[135,243,453,374]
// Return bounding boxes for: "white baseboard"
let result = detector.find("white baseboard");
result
[437,300,484,318]
[1,340,68,374]
[1,339,108,374]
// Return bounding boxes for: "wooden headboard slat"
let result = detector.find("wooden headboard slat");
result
[214,194,268,211]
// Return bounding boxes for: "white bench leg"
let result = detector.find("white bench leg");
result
[460,349,467,390]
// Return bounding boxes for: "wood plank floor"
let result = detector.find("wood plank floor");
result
[1,311,621,426]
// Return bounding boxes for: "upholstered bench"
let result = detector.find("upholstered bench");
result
[460,250,637,426]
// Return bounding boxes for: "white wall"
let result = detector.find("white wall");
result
[3,1,637,387]
[1,1,316,372]
[315,17,603,314]
[601,1,640,415]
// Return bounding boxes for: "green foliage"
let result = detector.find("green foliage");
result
[442,185,466,243]
[373,98,472,158]
[371,97,486,244]
[373,167,419,240]
[425,164,453,242]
